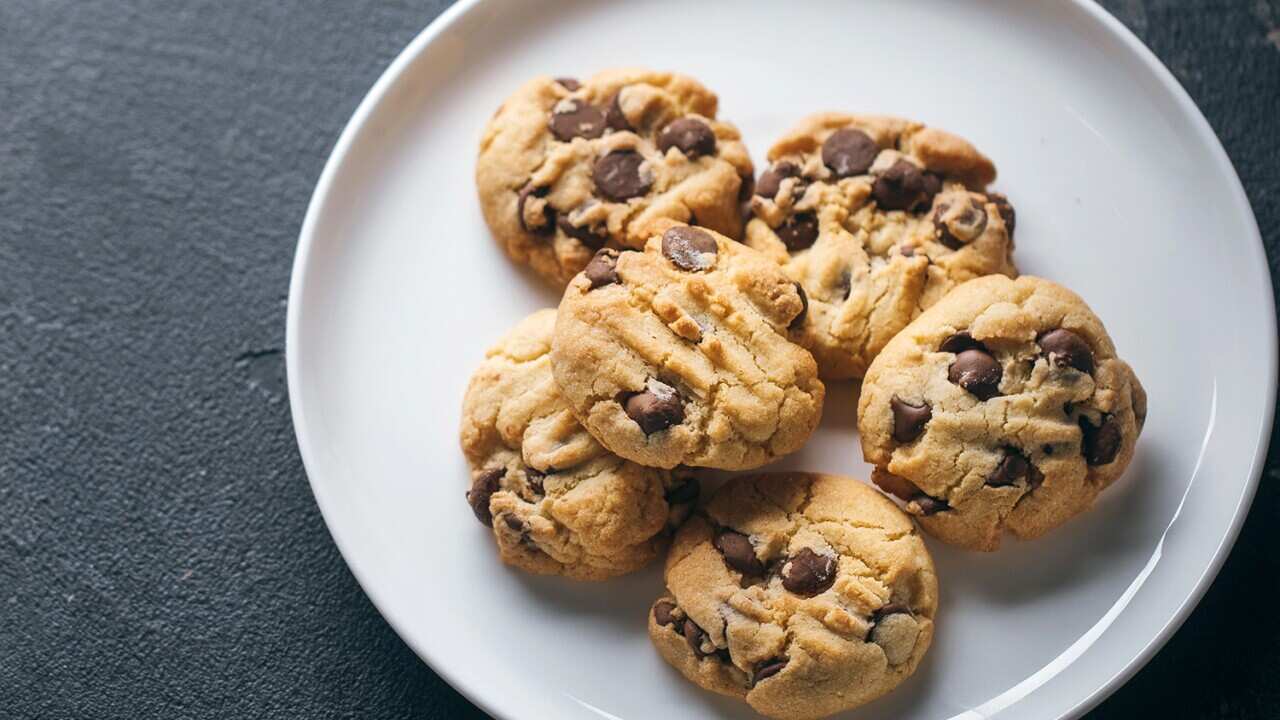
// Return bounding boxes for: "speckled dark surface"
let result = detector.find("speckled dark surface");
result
[1,1,1276,718]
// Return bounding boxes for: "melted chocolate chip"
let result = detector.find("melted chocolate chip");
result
[549,99,606,141]
[756,161,801,199]
[554,77,581,91]
[873,472,921,502]
[683,618,712,658]
[988,449,1035,487]
[777,212,818,251]
[914,495,949,515]
[604,92,631,132]
[714,530,764,576]
[821,127,878,178]
[890,397,932,443]
[516,184,553,235]
[662,226,718,271]
[986,192,1016,238]
[1080,414,1122,465]
[781,548,837,596]
[556,213,608,249]
[657,117,716,158]
[874,602,911,620]
[622,380,684,434]
[1039,328,1095,374]
[789,282,808,331]
[593,151,651,201]
[939,331,981,354]
[502,514,524,532]
[584,248,620,288]
[524,467,545,497]
[872,159,931,211]
[653,600,678,627]
[466,468,504,526]
[949,348,1002,400]
[753,658,788,685]
[933,198,988,249]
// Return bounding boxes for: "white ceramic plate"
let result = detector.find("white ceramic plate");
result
[287,1,1275,718]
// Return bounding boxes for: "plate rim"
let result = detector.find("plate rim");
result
[285,1,1277,718]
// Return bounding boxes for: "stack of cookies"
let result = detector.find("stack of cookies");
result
[461,68,1147,720]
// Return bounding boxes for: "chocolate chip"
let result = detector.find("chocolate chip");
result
[662,226,718,271]
[753,658,788,685]
[466,468,504,526]
[623,380,684,434]
[1039,328,1095,374]
[683,618,712,658]
[738,172,755,203]
[933,198,988,249]
[874,602,911,620]
[549,99,606,141]
[986,192,1016,238]
[913,495,949,515]
[873,472,921,502]
[872,159,930,212]
[658,117,716,158]
[714,530,764,576]
[556,213,607,249]
[838,269,853,299]
[988,449,1035,487]
[781,548,837,596]
[949,348,1002,400]
[890,397,932,443]
[593,150,651,201]
[604,92,631,132]
[777,212,818,251]
[939,331,981,354]
[524,467,545,497]
[821,128,878,178]
[922,172,943,203]
[1080,414,1122,465]
[503,514,524,532]
[584,248,620,288]
[653,600,679,627]
[554,77,581,91]
[789,282,808,330]
[516,184,553,235]
[756,161,800,199]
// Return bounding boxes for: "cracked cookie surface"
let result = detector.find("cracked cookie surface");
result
[460,309,697,580]
[648,473,937,720]
[550,221,824,470]
[745,112,1017,379]
[477,68,753,286]
[858,275,1147,551]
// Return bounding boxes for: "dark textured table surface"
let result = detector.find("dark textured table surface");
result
[2,1,1277,718]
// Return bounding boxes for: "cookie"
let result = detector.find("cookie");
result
[648,473,937,720]
[550,221,825,470]
[477,69,754,286]
[858,275,1147,551]
[744,113,1017,379]
[460,309,698,580]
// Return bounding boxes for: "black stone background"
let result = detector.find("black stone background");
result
[1,1,1277,718]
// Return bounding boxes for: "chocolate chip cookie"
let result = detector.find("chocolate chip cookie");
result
[460,309,698,580]
[550,221,824,470]
[745,113,1017,379]
[477,69,754,286]
[858,275,1147,551]
[649,473,937,720]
